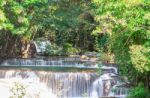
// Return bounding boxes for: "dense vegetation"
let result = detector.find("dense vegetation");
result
[92,0,150,92]
[0,0,150,97]
[0,0,96,57]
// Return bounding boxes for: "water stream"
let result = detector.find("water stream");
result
[1,58,97,68]
[0,58,128,98]
[32,41,51,54]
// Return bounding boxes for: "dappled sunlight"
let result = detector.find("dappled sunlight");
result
[129,45,150,73]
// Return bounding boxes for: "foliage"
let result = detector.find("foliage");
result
[128,83,150,98]
[0,0,97,57]
[62,43,80,56]
[30,0,96,51]
[10,82,26,98]
[45,43,80,56]
[99,52,114,63]
[45,44,62,56]
[0,0,44,57]
[92,0,150,86]
[96,62,103,75]
[130,45,150,73]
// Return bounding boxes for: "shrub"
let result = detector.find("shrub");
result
[45,44,62,56]
[45,43,80,56]
[100,52,114,63]
[62,43,80,56]
[10,82,26,98]
[128,83,150,98]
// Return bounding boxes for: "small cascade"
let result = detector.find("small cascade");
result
[108,83,129,98]
[0,58,97,68]
[32,40,51,54]
[91,65,129,98]
[101,66,118,74]
[91,73,115,97]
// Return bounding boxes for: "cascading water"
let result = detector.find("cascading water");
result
[0,70,98,98]
[32,40,51,54]
[0,70,57,98]
[91,73,114,97]
[1,58,97,68]
[0,58,129,98]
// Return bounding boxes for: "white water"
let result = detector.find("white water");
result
[0,71,57,98]
[0,58,128,98]
[0,70,98,98]
[32,41,51,54]
[1,58,97,68]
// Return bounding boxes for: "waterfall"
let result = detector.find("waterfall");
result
[0,58,129,98]
[91,73,114,97]
[32,41,51,54]
[1,58,98,68]
[0,70,98,98]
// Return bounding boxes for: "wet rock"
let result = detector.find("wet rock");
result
[84,52,99,57]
